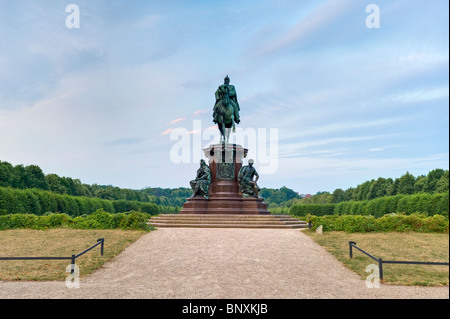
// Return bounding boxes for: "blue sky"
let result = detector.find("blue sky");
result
[0,0,448,194]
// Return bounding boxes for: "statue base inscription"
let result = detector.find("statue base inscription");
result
[180,143,270,215]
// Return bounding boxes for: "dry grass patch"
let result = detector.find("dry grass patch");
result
[303,230,449,286]
[0,228,146,281]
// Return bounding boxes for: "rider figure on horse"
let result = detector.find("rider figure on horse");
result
[213,75,240,143]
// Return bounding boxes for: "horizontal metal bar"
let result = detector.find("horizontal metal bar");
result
[382,260,449,266]
[0,256,71,260]
[349,242,449,267]
[75,241,102,258]
[350,244,379,262]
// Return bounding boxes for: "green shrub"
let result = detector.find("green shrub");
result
[121,210,153,231]
[101,200,116,214]
[33,190,58,213]
[112,200,159,215]
[384,195,401,215]
[25,190,42,215]
[35,213,70,229]
[111,212,127,228]
[136,202,160,215]
[0,186,163,217]
[432,192,449,217]
[0,210,153,231]
[421,214,449,233]
[307,213,448,233]
[64,195,80,216]
[290,204,335,217]
[70,209,114,229]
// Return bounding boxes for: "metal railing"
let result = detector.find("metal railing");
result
[0,238,104,274]
[348,241,449,280]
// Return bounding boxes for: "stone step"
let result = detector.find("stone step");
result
[152,215,303,222]
[165,214,291,218]
[152,214,298,222]
[148,214,307,229]
[151,219,304,225]
[149,223,307,229]
[154,214,296,219]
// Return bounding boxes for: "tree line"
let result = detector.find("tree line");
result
[1,160,448,209]
[0,160,302,208]
[290,192,449,218]
[0,160,191,207]
[297,169,449,205]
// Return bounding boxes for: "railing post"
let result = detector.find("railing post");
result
[99,238,104,256]
[71,254,76,274]
[378,258,383,280]
[349,241,354,258]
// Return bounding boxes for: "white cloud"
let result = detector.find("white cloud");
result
[279,134,399,156]
[388,86,449,104]
[281,117,406,140]
[246,0,359,58]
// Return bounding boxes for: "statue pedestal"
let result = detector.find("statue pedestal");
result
[180,143,270,215]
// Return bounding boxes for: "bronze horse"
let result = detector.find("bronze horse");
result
[216,85,236,143]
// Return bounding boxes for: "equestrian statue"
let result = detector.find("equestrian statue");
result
[213,75,240,143]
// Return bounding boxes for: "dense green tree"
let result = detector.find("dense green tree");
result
[435,171,449,193]
[0,161,14,187]
[73,179,92,197]
[396,172,416,195]
[24,165,49,190]
[367,177,394,199]
[46,174,68,194]
[414,175,427,193]
[343,187,354,202]
[331,188,345,203]
[355,180,373,201]
[424,169,446,193]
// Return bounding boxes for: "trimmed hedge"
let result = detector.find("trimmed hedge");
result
[0,187,161,216]
[0,210,154,231]
[112,200,159,215]
[305,213,449,233]
[290,204,335,217]
[291,192,449,218]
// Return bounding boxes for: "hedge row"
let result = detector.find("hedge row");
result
[290,192,449,218]
[0,210,154,231]
[0,187,160,216]
[290,204,335,217]
[306,213,449,233]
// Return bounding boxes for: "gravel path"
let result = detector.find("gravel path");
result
[0,228,448,299]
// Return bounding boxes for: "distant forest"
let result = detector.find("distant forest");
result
[0,160,448,208]
[296,169,449,207]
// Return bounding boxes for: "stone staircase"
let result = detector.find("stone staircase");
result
[148,214,307,229]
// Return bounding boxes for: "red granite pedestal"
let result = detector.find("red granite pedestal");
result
[180,143,270,215]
